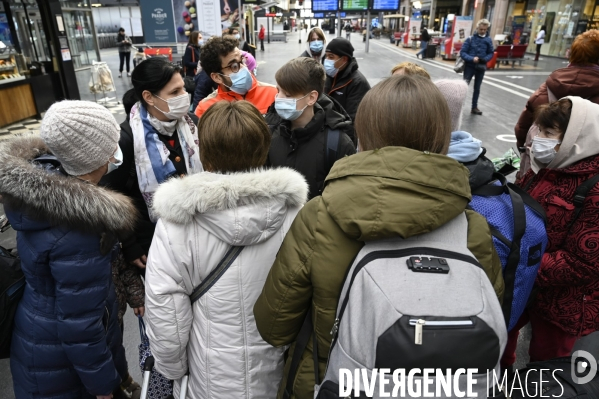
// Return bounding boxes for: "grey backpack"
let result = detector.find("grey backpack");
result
[315,213,507,398]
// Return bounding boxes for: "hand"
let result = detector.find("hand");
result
[134,306,145,317]
[97,395,113,399]
[130,255,147,269]
[473,56,480,63]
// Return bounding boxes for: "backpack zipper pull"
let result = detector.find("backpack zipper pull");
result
[330,318,340,336]
[415,319,425,345]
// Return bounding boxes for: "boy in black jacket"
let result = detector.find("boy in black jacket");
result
[265,57,356,199]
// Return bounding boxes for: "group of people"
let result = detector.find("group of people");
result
[2,18,599,399]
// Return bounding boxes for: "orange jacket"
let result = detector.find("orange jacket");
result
[194,77,277,117]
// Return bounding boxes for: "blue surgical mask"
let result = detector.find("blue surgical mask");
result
[324,58,345,78]
[310,40,324,53]
[106,145,123,174]
[198,39,205,46]
[220,67,253,95]
[235,33,241,40]
[275,92,310,121]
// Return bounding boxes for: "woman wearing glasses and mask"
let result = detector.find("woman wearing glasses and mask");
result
[194,36,277,118]
[101,57,203,272]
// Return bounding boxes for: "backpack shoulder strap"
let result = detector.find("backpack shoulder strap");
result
[325,129,340,172]
[190,246,244,304]
[567,174,599,231]
[283,308,318,399]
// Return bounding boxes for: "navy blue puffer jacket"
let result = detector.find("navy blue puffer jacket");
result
[460,34,495,64]
[0,136,139,398]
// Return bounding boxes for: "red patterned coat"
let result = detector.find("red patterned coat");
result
[519,155,599,336]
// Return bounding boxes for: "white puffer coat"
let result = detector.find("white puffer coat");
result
[144,168,308,399]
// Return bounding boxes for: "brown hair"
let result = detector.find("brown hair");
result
[197,101,271,172]
[390,62,431,79]
[535,98,573,134]
[355,75,451,154]
[308,27,326,43]
[187,31,201,46]
[569,30,599,66]
[275,57,326,96]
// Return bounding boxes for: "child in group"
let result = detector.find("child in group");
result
[265,57,355,199]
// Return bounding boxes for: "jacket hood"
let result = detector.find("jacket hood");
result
[546,67,599,101]
[318,93,353,132]
[0,135,138,235]
[322,146,472,241]
[152,168,308,245]
[533,96,599,173]
[447,131,483,163]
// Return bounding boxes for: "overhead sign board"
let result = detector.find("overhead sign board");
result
[312,0,339,12]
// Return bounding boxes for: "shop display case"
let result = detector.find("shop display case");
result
[0,53,24,84]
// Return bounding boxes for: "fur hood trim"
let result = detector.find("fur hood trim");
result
[152,167,309,224]
[0,135,138,235]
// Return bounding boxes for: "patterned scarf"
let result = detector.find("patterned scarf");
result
[130,102,202,222]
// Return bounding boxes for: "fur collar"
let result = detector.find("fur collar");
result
[0,135,138,235]
[152,167,309,224]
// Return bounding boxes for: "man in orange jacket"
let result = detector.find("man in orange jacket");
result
[195,36,276,118]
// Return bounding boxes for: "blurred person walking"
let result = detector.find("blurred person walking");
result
[117,27,132,78]
[460,19,494,115]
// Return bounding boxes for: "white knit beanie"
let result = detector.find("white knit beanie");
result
[40,100,120,176]
[434,79,468,132]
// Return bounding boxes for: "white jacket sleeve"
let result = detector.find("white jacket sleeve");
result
[144,220,193,379]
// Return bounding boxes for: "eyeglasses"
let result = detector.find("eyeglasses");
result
[221,57,246,74]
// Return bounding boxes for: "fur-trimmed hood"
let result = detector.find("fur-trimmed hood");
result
[0,135,138,235]
[152,168,308,245]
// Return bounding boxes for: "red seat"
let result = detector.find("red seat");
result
[510,45,528,58]
[495,45,511,58]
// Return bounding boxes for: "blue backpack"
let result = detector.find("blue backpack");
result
[470,173,547,331]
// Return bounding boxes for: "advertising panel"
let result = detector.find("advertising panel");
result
[140,0,177,43]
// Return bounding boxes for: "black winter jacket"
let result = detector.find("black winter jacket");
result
[99,112,199,260]
[265,100,356,199]
[324,57,371,121]
[193,69,218,111]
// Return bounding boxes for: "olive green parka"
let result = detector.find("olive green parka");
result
[254,146,504,399]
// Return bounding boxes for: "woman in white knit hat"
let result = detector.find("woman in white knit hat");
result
[0,100,139,399]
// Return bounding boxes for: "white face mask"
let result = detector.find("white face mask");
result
[106,145,123,174]
[153,93,190,120]
[532,137,561,165]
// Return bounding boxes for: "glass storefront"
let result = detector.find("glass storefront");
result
[503,0,598,58]
[62,10,99,68]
